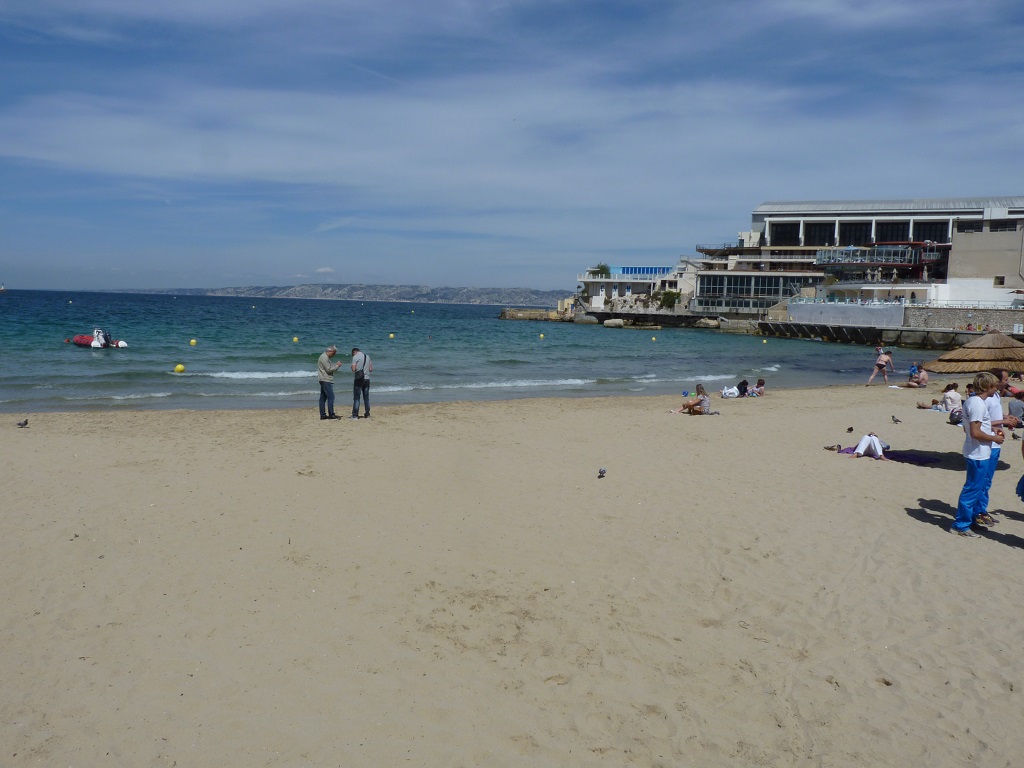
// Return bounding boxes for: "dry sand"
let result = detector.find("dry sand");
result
[3,385,1024,767]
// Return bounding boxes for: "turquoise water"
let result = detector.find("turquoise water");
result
[0,290,886,413]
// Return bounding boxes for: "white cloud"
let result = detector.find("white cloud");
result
[315,267,335,273]
[1,0,1022,290]
[767,0,1002,28]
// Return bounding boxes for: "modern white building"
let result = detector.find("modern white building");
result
[575,265,675,311]
[787,197,1024,307]
[577,196,1024,318]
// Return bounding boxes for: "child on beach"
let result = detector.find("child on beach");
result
[951,372,1004,538]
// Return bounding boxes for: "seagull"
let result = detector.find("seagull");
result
[1013,432,1021,441]
[16,419,28,428]
[891,415,902,424]
[598,468,606,479]
[846,426,854,433]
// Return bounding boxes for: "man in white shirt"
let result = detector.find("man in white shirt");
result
[952,372,1005,537]
[978,370,1023,521]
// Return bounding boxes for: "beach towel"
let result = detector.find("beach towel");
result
[835,446,940,465]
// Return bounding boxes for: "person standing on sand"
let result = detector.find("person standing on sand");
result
[351,347,372,419]
[866,349,895,385]
[317,345,343,420]
[978,369,1021,522]
[951,372,1004,537]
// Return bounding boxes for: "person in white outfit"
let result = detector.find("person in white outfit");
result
[852,433,888,460]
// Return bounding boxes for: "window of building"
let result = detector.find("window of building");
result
[768,222,800,246]
[838,222,872,246]
[956,219,983,233]
[989,219,1019,232]
[804,222,834,247]
[875,221,910,242]
[726,276,750,296]
[912,221,950,243]
[753,275,784,296]
[701,275,725,297]
[994,276,1006,287]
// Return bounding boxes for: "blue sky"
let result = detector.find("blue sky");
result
[1,0,1022,291]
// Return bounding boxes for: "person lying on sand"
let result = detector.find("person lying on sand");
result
[824,433,889,459]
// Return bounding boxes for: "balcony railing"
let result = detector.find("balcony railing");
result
[791,296,1023,309]
[815,247,921,265]
[814,245,945,266]
[577,273,670,282]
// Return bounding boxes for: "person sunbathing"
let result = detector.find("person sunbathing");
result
[851,433,889,460]
[904,368,929,388]
[917,382,961,411]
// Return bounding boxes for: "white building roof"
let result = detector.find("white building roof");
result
[754,197,1024,216]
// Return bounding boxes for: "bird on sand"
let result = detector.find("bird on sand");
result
[891,415,902,424]
[846,426,854,433]
[16,419,28,428]
[598,468,606,479]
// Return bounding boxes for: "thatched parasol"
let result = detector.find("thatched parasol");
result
[923,331,1024,374]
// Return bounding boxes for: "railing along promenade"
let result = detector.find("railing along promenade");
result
[790,296,1022,310]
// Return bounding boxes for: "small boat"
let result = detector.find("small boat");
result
[68,328,128,348]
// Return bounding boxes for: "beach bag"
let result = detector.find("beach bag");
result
[721,386,739,398]
[948,407,963,425]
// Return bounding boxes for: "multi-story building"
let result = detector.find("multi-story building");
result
[764,197,1024,307]
[577,196,1024,319]
[575,265,675,311]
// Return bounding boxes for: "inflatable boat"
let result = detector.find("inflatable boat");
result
[68,328,128,348]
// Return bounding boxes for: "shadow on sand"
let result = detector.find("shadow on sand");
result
[909,498,1024,548]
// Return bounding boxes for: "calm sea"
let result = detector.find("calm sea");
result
[0,290,888,413]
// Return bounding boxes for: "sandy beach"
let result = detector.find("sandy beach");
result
[4,385,1024,767]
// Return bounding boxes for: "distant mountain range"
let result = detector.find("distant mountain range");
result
[139,283,570,307]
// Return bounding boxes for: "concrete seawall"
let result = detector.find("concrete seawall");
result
[499,308,563,321]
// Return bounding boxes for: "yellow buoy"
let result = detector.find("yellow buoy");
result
[651,336,656,341]
[763,339,767,343]
[189,339,197,346]
[389,333,395,339]
[539,333,544,339]
[174,364,185,373]
[292,336,298,343]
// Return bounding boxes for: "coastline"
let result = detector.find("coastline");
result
[4,387,1023,765]
[3,290,944,415]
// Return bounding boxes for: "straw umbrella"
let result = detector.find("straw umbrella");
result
[922,331,1024,374]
